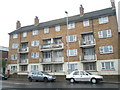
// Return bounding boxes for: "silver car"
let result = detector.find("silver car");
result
[28,71,56,82]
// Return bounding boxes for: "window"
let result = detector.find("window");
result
[99,16,109,24]
[98,29,112,38]
[55,25,60,32]
[82,34,94,44]
[23,32,27,37]
[43,65,52,72]
[67,49,77,56]
[44,27,49,33]
[99,45,113,54]
[54,64,63,72]
[43,52,51,59]
[68,23,75,29]
[84,62,96,71]
[83,20,89,27]
[101,62,114,70]
[54,50,62,57]
[68,64,78,71]
[13,34,18,39]
[31,40,39,46]
[20,65,27,71]
[12,43,19,49]
[31,52,39,59]
[32,30,38,35]
[66,35,77,42]
[11,66,17,71]
[11,54,18,60]
[31,65,39,71]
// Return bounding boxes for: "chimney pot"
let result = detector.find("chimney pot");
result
[16,20,21,29]
[110,0,115,9]
[80,5,84,16]
[34,16,39,25]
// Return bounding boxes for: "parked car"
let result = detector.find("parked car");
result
[66,70,103,84]
[28,71,56,82]
[0,73,8,80]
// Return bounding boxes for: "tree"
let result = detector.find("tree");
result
[0,58,7,74]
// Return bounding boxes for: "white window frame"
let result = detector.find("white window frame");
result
[83,20,89,27]
[66,35,77,42]
[55,25,60,32]
[101,62,115,70]
[13,34,18,39]
[32,30,38,35]
[99,16,109,24]
[67,49,77,56]
[98,29,112,38]
[31,40,39,47]
[68,63,78,71]
[11,66,17,71]
[31,65,39,71]
[43,64,52,72]
[23,32,27,37]
[44,27,49,33]
[31,52,39,59]
[12,43,19,49]
[68,23,75,29]
[99,45,113,54]
[11,54,18,60]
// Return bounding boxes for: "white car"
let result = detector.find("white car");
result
[66,70,103,84]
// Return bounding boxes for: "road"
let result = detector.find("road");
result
[1,79,120,90]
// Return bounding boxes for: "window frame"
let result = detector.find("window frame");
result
[55,25,60,32]
[101,62,115,70]
[31,40,39,47]
[83,20,89,27]
[44,27,49,34]
[67,49,78,56]
[66,35,77,42]
[67,23,75,30]
[98,29,112,38]
[13,34,18,39]
[98,16,109,24]
[32,30,38,35]
[31,52,39,59]
[99,45,113,54]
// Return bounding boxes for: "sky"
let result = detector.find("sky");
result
[0,0,119,47]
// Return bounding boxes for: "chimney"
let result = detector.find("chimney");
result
[80,5,84,16]
[34,16,39,25]
[110,0,115,9]
[16,20,21,29]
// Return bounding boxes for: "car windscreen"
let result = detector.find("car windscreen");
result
[85,71,92,75]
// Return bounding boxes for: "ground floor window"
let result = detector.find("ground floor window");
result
[101,62,114,70]
[11,66,17,71]
[83,62,96,71]
[54,64,63,72]
[31,65,39,71]
[43,65,52,72]
[68,63,78,71]
[20,65,27,72]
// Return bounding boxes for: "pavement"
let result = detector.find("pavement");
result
[6,77,120,84]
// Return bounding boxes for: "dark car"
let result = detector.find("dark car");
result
[0,74,8,80]
[28,71,56,82]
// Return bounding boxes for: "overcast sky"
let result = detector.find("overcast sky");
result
[0,0,119,47]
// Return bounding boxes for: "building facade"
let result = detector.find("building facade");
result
[8,2,120,77]
[0,46,8,73]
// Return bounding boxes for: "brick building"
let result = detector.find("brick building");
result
[8,1,120,78]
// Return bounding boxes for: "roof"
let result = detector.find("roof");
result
[9,7,116,35]
[0,46,9,51]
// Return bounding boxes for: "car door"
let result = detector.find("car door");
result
[79,71,90,81]
[72,71,81,81]
[32,72,38,80]
[37,72,44,81]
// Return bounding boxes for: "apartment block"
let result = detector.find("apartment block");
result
[8,1,120,77]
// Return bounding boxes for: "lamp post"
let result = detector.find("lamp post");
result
[65,11,70,74]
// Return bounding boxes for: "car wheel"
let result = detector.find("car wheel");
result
[28,78,32,82]
[91,78,97,84]
[44,77,48,82]
[70,78,75,83]
[2,77,5,80]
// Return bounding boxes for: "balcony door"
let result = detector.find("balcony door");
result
[82,34,94,45]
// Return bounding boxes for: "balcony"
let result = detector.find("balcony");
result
[18,59,29,65]
[18,47,29,53]
[80,54,97,63]
[40,57,64,64]
[79,39,96,48]
[40,43,64,51]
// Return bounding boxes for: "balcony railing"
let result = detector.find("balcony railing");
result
[80,54,97,62]
[40,43,64,51]
[18,59,29,65]
[79,39,96,48]
[18,47,29,53]
[40,57,64,64]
